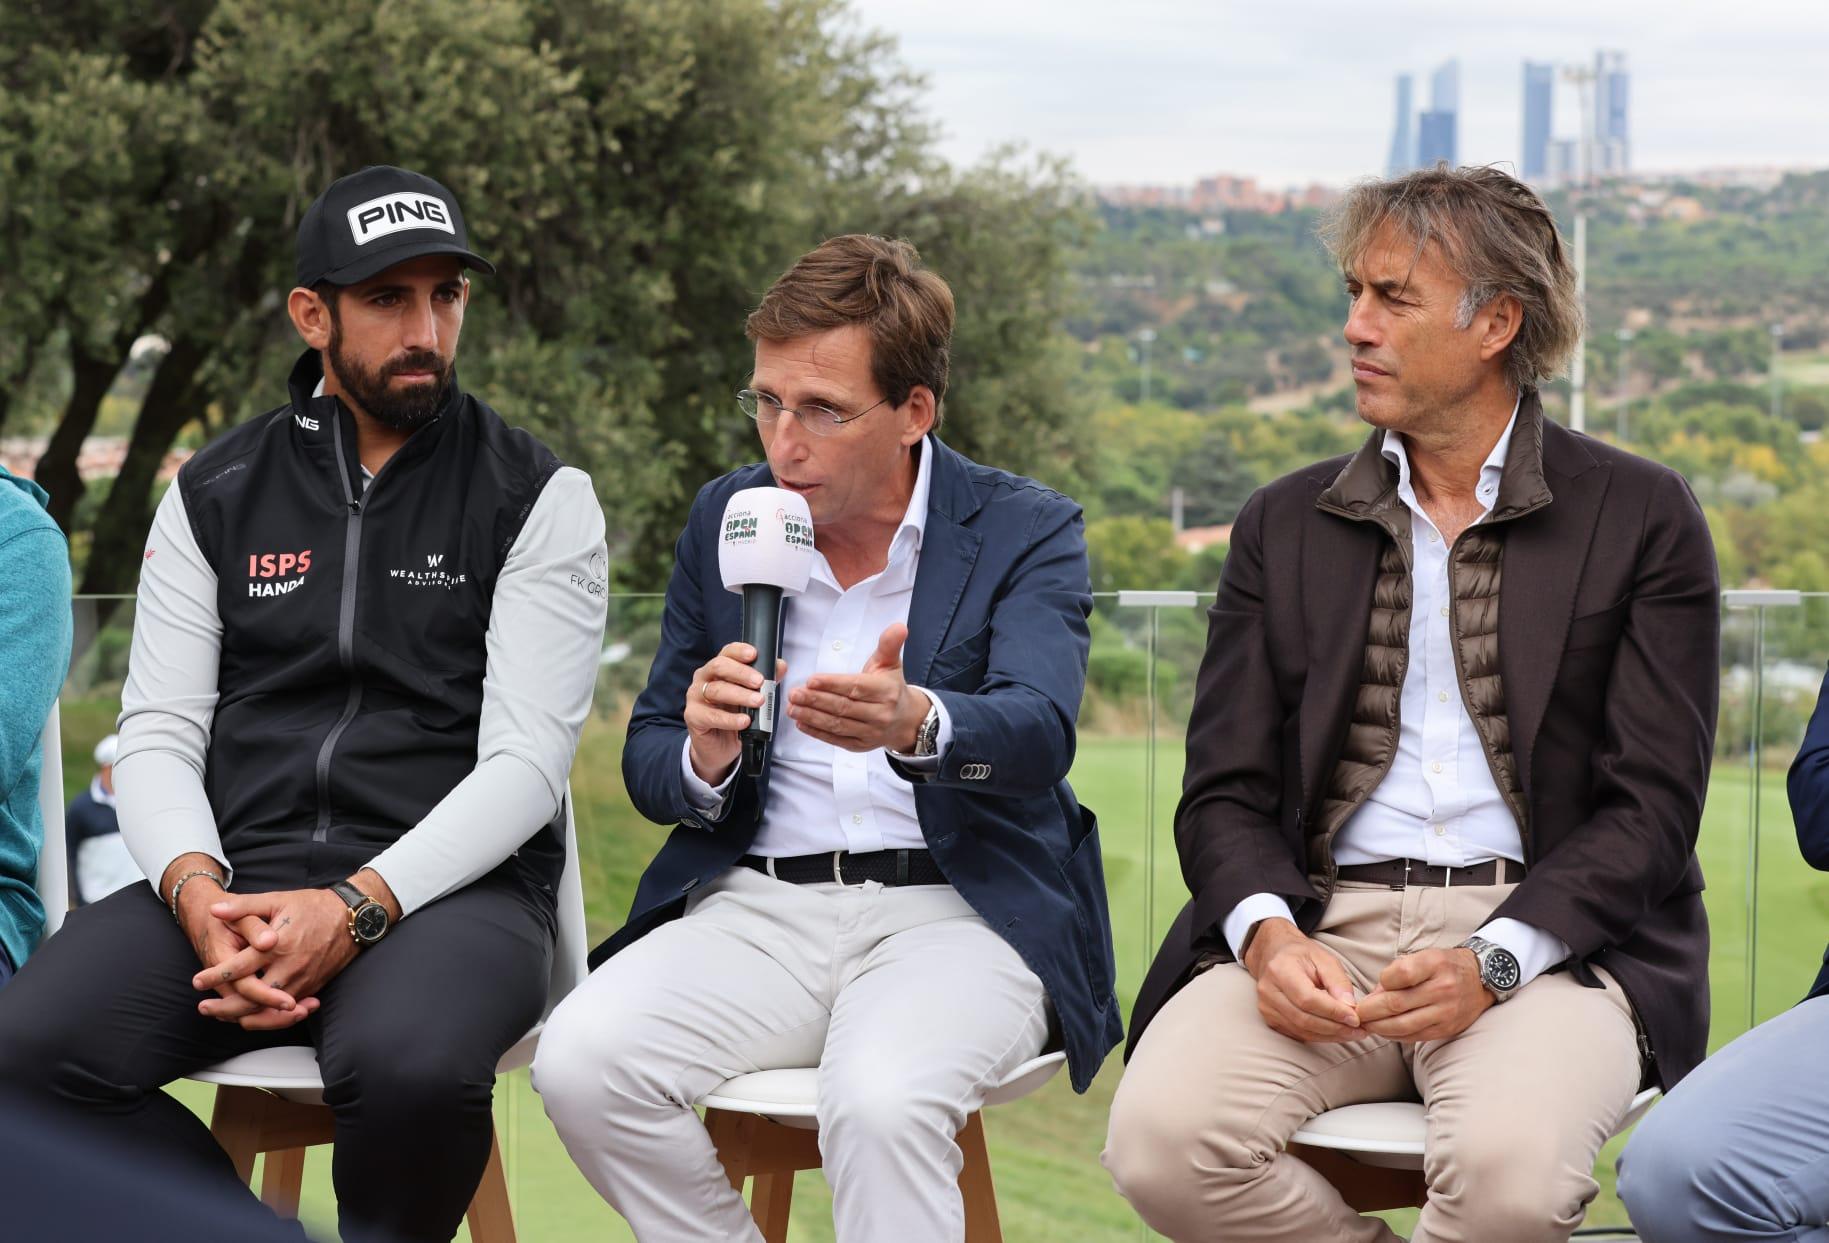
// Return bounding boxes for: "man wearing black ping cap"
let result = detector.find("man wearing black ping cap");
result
[0,166,607,1242]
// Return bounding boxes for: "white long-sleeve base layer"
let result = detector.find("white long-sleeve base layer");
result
[114,465,608,915]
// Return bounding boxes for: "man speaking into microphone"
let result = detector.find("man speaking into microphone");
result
[536,234,1119,1242]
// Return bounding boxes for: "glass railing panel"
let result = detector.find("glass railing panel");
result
[1743,592,1829,1033]
[47,589,1784,1239]
[1709,599,1763,1045]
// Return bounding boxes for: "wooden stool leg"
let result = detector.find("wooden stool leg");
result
[957,1112,1002,1243]
[703,1108,752,1190]
[749,1171,794,1243]
[465,1126,517,1243]
[208,1085,270,1185]
[259,1147,307,1216]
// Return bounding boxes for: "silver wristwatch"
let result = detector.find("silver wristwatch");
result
[1460,935,1523,1002]
[912,698,942,757]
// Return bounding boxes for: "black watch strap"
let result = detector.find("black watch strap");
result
[330,880,390,946]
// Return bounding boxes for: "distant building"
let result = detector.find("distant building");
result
[1431,58,1461,114]
[1547,138,1582,183]
[1417,110,1457,168]
[1386,74,1416,176]
[1594,49,1630,174]
[1416,60,1460,167]
[1175,525,1233,556]
[1522,62,1555,181]
[1097,175,1338,215]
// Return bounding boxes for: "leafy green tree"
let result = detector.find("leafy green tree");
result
[2,0,1093,591]
[1085,515,1190,594]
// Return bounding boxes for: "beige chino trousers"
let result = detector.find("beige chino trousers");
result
[1104,881,1641,1243]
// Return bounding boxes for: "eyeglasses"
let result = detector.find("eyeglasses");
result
[736,388,889,437]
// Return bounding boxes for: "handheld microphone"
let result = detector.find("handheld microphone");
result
[717,487,815,776]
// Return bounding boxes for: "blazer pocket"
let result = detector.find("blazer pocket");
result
[925,623,992,689]
[1564,599,1629,652]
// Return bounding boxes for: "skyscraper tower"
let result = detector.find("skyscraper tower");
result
[1416,59,1460,167]
[1593,50,1630,173]
[1522,61,1555,181]
[1386,73,1416,176]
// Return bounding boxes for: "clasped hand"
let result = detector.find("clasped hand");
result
[183,886,360,1030]
[1244,920,1493,1044]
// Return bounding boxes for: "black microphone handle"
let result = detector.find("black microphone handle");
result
[739,583,785,775]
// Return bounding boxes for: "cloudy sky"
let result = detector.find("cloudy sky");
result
[845,0,1829,187]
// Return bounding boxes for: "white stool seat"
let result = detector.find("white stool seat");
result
[698,1050,1067,1131]
[1290,1086,1661,1172]
[187,789,584,1112]
[187,1023,547,1106]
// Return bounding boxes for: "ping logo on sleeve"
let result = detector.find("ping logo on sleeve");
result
[346,192,456,246]
[247,549,313,597]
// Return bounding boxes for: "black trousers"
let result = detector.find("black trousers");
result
[0,867,553,1243]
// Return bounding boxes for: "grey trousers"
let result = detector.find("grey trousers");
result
[1620,994,1829,1242]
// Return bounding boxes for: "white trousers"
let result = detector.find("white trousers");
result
[534,866,1050,1243]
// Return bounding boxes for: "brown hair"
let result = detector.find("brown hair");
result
[746,234,955,423]
[1319,164,1583,392]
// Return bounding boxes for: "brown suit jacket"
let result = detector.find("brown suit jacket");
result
[1128,396,1719,1090]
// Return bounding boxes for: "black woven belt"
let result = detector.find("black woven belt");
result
[740,849,947,887]
[1335,858,1525,889]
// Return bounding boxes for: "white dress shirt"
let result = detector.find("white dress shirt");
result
[1224,402,1571,988]
[682,439,953,855]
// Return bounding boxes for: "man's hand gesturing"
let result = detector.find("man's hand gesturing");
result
[1241,919,1366,1043]
[787,623,929,754]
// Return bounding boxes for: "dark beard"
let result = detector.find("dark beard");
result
[327,321,452,431]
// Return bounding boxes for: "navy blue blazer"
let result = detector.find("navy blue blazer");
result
[589,436,1121,1091]
[1788,667,1829,1001]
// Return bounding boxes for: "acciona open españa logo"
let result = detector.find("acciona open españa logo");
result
[777,508,813,550]
[723,510,759,544]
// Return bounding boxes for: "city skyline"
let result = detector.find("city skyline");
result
[846,0,1829,186]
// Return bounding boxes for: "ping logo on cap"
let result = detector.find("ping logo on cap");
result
[346,192,455,246]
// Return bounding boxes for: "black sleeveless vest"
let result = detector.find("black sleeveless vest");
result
[176,351,566,894]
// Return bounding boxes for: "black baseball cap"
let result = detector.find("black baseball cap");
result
[295,165,495,288]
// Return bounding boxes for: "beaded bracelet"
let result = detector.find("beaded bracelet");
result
[168,869,225,923]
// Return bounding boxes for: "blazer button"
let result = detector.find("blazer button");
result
[682,878,699,893]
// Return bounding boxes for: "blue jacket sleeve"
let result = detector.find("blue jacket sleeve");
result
[1,526,72,842]
[621,487,722,830]
[1790,667,1829,871]
[909,495,1091,798]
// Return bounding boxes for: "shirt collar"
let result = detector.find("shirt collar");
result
[890,437,933,561]
[89,777,116,808]
[313,378,375,483]
[1380,394,1521,518]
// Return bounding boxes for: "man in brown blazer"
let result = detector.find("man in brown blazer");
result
[1102,165,1719,1243]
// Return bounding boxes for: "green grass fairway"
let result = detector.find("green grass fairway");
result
[54,708,1829,1240]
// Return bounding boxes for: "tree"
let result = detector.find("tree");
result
[3,0,1094,592]
[1170,426,1257,528]
[1085,515,1189,595]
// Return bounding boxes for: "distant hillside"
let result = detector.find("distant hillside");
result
[1072,170,1829,410]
